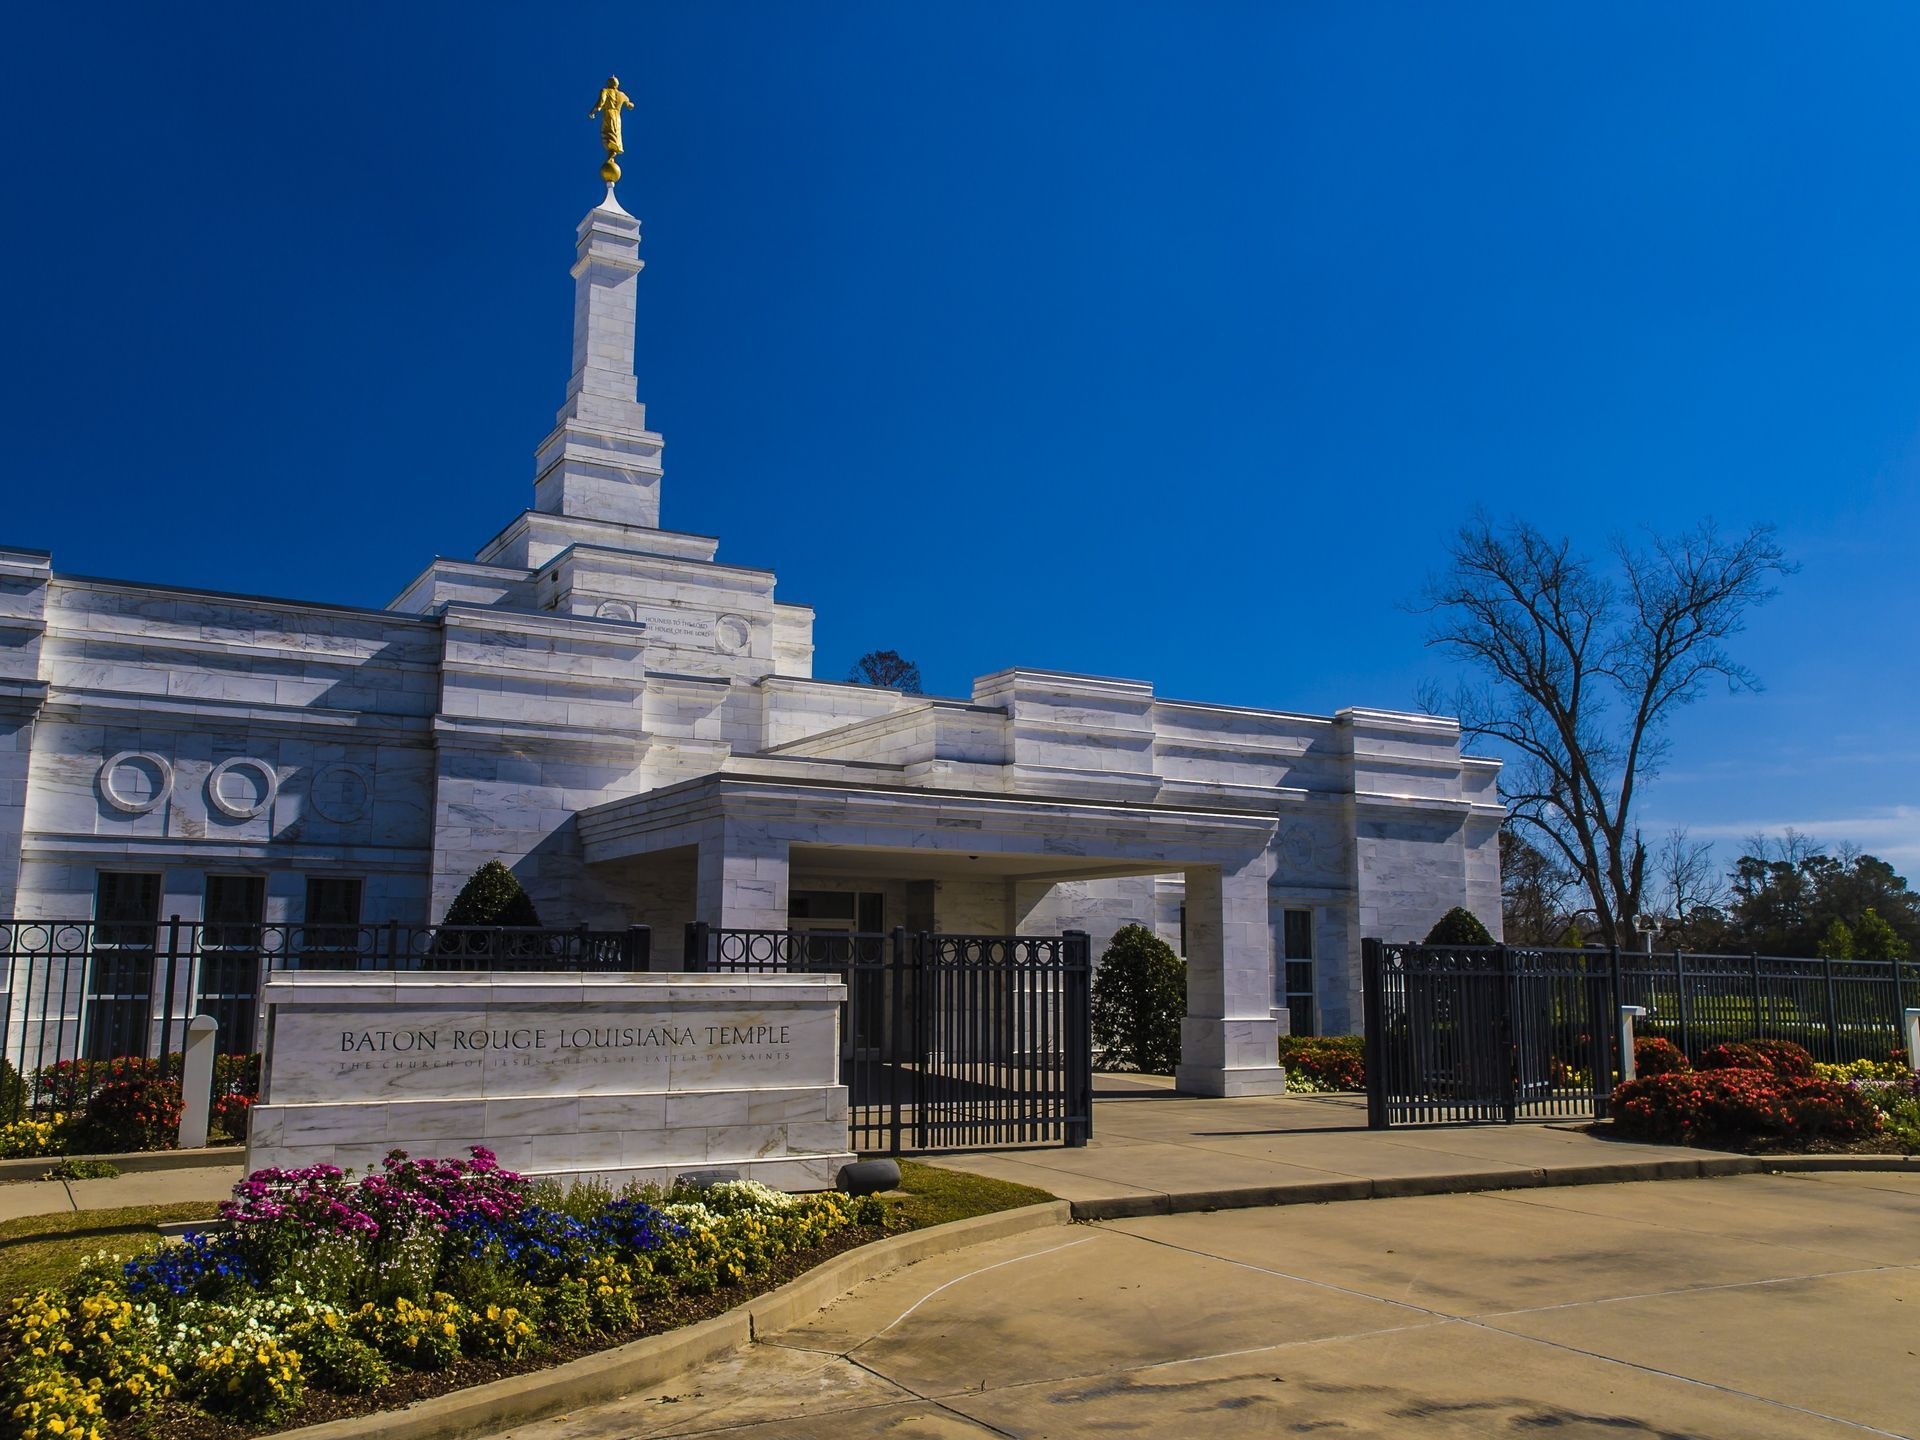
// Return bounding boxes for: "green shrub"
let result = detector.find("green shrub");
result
[441,860,542,927]
[1423,907,1494,946]
[1090,924,1185,1074]
[1277,1035,1365,1091]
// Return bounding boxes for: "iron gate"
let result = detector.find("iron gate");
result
[687,924,1093,1153]
[1362,940,1618,1128]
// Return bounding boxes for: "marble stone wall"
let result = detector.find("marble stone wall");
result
[248,970,855,1190]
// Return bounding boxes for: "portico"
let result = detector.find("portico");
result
[580,772,1289,1095]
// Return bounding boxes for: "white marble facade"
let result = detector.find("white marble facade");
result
[0,186,1503,1097]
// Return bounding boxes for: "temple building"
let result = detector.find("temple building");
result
[0,184,1502,1097]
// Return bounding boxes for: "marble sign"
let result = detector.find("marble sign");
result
[246,970,856,1191]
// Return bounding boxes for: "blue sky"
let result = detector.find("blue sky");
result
[2,3,1915,875]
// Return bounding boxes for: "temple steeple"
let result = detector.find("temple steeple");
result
[532,188,665,529]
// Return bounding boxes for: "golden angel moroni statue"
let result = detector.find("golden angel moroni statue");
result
[591,77,634,183]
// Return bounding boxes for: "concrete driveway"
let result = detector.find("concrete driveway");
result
[503,1171,1920,1440]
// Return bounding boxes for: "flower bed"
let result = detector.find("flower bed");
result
[0,1057,261,1160]
[1278,1035,1365,1092]
[1611,1038,1916,1152]
[0,1148,888,1438]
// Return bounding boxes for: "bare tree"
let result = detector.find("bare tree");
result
[1500,826,1581,945]
[1419,517,1793,947]
[848,649,924,693]
[1651,826,1727,926]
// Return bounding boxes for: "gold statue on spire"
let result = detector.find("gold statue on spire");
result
[591,77,634,184]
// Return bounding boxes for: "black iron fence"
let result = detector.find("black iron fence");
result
[0,919,648,1122]
[1362,939,1918,1129]
[686,923,1093,1154]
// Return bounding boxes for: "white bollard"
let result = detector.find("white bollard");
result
[1905,1008,1920,1075]
[177,1014,219,1150]
[1619,1006,1649,1082]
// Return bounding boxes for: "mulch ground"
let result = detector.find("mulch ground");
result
[1587,1122,1917,1157]
[116,1222,892,1440]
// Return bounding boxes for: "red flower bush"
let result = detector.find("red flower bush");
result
[76,1072,185,1152]
[1277,1036,1365,1091]
[211,1091,255,1140]
[1698,1039,1816,1081]
[1612,1066,1880,1146]
[1633,1035,1690,1077]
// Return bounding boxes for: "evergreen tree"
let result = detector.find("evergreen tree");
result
[1091,924,1185,1074]
[1816,917,1855,960]
[442,860,543,927]
[1852,907,1911,962]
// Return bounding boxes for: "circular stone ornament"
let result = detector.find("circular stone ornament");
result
[715,613,751,654]
[308,763,372,824]
[99,751,173,815]
[207,757,279,820]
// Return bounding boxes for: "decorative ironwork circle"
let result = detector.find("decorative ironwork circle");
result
[99,751,173,814]
[207,756,279,819]
[308,763,372,824]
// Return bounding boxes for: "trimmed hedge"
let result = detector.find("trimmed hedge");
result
[1090,925,1185,1074]
[1423,907,1495,946]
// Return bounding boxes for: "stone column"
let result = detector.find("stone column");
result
[1175,857,1288,1097]
[695,823,791,931]
[532,193,666,527]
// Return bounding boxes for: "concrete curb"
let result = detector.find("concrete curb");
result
[0,1146,243,1183]
[270,1200,1072,1440]
[1068,1152,1917,1219]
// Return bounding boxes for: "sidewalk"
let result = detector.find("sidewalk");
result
[918,1075,1801,1216]
[0,1164,243,1223]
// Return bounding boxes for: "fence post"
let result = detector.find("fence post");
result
[887,927,907,1154]
[1063,930,1092,1147]
[1618,1006,1648,1082]
[158,916,184,1068]
[1822,953,1841,1065]
[1904,1009,1920,1073]
[1749,951,1764,1039]
[626,925,651,972]
[683,921,710,974]
[1497,943,1517,1124]
[1361,939,1387,1130]
[176,1014,218,1149]
[1674,948,1692,1061]
[383,918,399,972]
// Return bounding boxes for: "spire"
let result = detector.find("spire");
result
[532,191,665,529]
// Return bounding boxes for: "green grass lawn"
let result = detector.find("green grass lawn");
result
[884,1160,1057,1229]
[0,1201,222,1295]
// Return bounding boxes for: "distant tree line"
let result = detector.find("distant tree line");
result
[1502,826,1917,960]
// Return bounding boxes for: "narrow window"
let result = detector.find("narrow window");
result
[200,876,266,1054]
[87,872,161,1059]
[1282,907,1316,1038]
[302,876,365,960]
